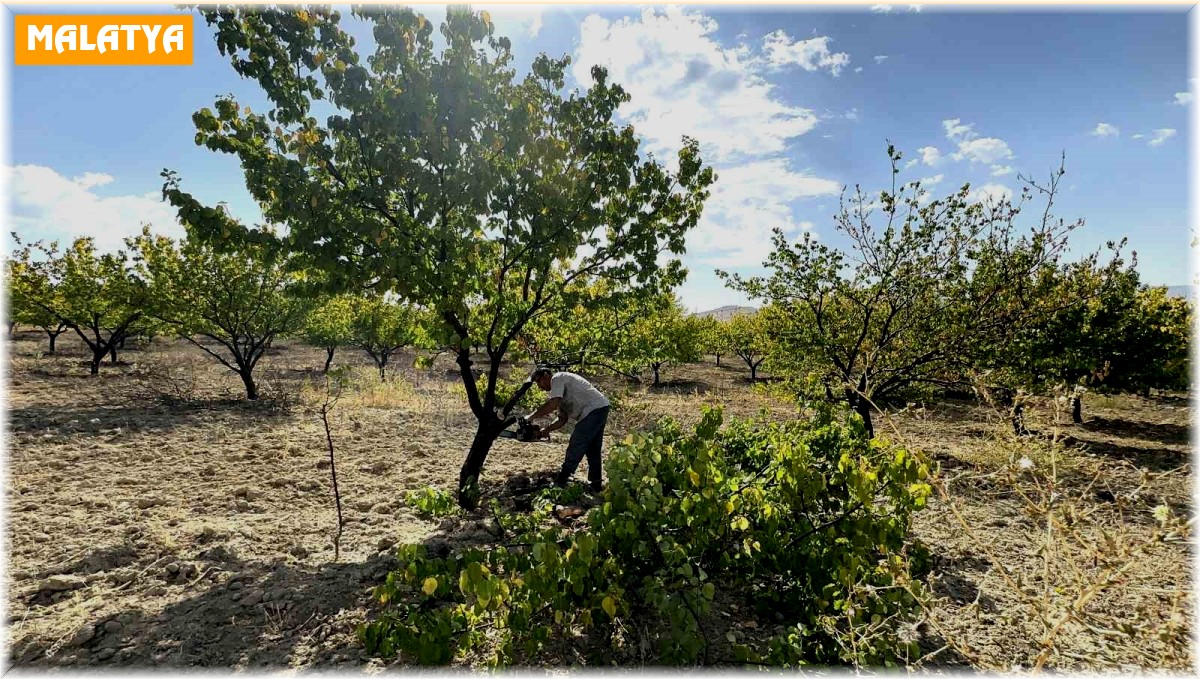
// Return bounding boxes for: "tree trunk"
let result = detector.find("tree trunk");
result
[46,331,59,354]
[652,364,661,386]
[1142,386,1151,398]
[749,362,758,382]
[109,344,118,364]
[852,395,874,439]
[377,354,388,381]
[118,335,126,349]
[7,321,16,337]
[89,351,103,375]
[323,346,336,373]
[1011,402,1030,436]
[715,354,721,367]
[240,369,259,400]
[457,422,502,510]
[1071,395,1082,424]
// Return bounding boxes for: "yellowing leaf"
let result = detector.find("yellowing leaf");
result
[688,469,700,486]
[601,595,617,617]
[422,576,438,595]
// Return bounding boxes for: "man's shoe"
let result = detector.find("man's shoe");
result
[589,481,604,493]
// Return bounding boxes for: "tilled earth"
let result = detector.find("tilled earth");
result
[3,332,1193,670]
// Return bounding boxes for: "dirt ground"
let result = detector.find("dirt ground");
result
[3,331,1194,670]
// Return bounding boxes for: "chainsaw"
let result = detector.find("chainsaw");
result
[498,416,551,443]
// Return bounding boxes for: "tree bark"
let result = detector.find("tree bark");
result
[715,354,721,367]
[89,352,102,375]
[240,369,259,400]
[457,421,503,510]
[749,363,757,382]
[1071,395,1082,424]
[652,364,661,386]
[1011,402,1030,436]
[377,354,388,381]
[7,321,16,338]
[46,329,63,354]
[852,394,874,439]
[323,346,336,373]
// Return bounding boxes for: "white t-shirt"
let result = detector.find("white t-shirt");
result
[549,372,610,422]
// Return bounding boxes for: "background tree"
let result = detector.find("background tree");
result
[695,315,731,367]
[722,148,1117,437]
[304,294,356,373]
[996,263,1191,423]
[10,234,149,374]
[726,310,770,382]
[133,228,308,400]
[7,258,69,353]
[164,6,714,507]
[628,296,704,386]
[350,296,416,381]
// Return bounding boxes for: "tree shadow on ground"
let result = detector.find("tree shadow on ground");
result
[1081,417,1190,446]
[647,379,712,395]
[11,547,400,669]
[1060,435,1190,473]
[9,398,295,444]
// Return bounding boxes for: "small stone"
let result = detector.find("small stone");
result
[231,592,242,601]
[165,563,180,575]
[19,502,37,512]
[167,518,180,527]
[71,623,97,646]
[32,533,51,543]
[372,503,391,514]
[377,536,397,551]
[146,586,167,596]
[316,460,331,470]
[236,500,251,511]
[103,620,123,634]
[242,592,263,606]
[229,581,244,591]
[136,497,163,509]
[41,574,85,592]
[96,648,115,661]
[353,500,374,512]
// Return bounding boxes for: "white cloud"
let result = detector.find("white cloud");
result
[1090,122,1119,137]
[873,55,889,64]
[1132,133,1145,139]
[904,159,918,169]
[909,4,924,11]
[844,108,860,121]
[917,145,943,166]
[1173,92,1193,106]
[691,159,840,266]
[761,31,851,76]
[854,66,863,73]
[919,173,945,185]
[8,165,183,251]
[952,137,1014,164]
[871,4,894,12]
[967,183,1013,205]
[942,118,974,141]
[1149,128,1177,147]
[575,8,821,161]
[574,8,841,271]
[942,118,1013,164]
[990,164,1014,176]
[72,172,114,190]
[482,5,546,38]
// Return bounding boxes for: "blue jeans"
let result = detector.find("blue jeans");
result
[557,406,609,486]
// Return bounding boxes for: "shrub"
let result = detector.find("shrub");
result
[404,487,461,520]
[361,406,931,667]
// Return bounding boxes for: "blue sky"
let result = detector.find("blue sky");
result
[5,4,1191,311]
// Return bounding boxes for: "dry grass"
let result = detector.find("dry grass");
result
[4,330,1193,670]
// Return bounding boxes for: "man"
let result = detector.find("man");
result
[526,367,611,492]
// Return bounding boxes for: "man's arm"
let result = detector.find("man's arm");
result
[541,404,569,434]
[528,396,562,422]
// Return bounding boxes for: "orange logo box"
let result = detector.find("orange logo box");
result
[15,15,193,66]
